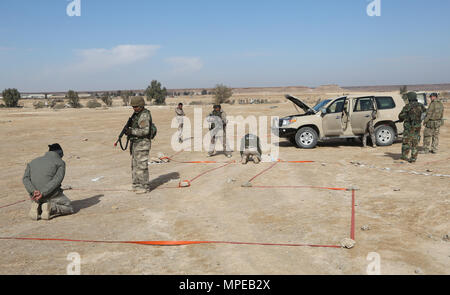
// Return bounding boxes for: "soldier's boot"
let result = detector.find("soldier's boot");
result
[419,149,429,154]
[41,202,52,220]
[241,156,248,165]
[135,188,148,194]
[371,135,377,148]
[208,151,215,157]
[253,156,261,164]
[431,150,437,154]
[28,202,40,221]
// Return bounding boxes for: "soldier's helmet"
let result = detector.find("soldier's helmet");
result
[406,92,418,102]
[213,104,221,110]
[130,97,145,107]
[430,93,438,98]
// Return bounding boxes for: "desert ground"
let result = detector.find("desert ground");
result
[0,90,449,275]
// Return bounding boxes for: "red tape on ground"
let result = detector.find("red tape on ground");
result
[0,237,341,248]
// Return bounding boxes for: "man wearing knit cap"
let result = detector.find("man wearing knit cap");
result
[23,144,74,220]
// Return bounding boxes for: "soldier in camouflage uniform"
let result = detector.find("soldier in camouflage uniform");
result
[362,99,378,148]
[207,105,232,158]
[127,97,152,194]
[420,93,444,154]
[398,92,426,163]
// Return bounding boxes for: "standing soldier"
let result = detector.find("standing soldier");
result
[175,103,185,143]
[420,93,444,154]
[398,92,426,163]
[23,144,74,220]
[362,99,378,148]
[127,97,152,194]
[207,104,232,158]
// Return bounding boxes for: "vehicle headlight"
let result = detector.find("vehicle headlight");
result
[282,118,296,126]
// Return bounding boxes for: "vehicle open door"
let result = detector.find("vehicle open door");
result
[350,96,376,135]
[322,97,348,136]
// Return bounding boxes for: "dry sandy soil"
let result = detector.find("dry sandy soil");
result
[0,91,449,275]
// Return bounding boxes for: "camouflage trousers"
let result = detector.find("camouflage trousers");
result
[131,139,151,189]
[209,128,231,155]
[362,120,376,147]
[423,123,440,153]
[401,127,421,161]
[33,191,74,216]
[241,149,261,163]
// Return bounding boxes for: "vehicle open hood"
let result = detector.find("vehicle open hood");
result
[285,95,316,114]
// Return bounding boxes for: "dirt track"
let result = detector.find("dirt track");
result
[0,97,449,274]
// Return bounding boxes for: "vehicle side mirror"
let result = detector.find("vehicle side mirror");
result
[321,108,327,114]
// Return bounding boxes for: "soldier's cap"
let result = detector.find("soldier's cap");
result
[406,92,418,102]
[430,93,438,98]
[48,143,63,156]
[130,97,145,107]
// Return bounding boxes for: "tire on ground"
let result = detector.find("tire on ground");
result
[375,125,396,146]
[295,127,319,149]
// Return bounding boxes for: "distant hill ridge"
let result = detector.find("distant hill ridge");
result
[19,83,450,95]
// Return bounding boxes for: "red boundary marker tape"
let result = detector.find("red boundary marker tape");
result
[0,199,27,209]
[0,237,341,248]
[0,156,356,249]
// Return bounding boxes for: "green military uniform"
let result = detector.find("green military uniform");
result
[398,92,427,163]
[23,149,74,220]
[422,96,444,154]
[129,98,152,192]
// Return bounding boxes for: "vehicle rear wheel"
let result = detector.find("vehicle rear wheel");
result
[375,125,395,146]
[295,127,318,149]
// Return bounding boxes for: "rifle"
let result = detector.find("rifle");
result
[114,113,136,151]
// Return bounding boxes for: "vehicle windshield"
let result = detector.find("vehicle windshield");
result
[312,99,331,112]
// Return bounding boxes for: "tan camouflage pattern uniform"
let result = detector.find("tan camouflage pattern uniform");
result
[363,109,377,147]
[208,110,231,156]
[130,108,151,190]
[422,98,444,153]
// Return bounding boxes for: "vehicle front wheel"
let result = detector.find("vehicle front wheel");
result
[375,125,396,146]
[295,127,318,149]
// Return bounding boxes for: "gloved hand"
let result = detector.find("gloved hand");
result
[125,128,132,136]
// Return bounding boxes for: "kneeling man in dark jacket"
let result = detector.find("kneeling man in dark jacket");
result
[23,144,74,220]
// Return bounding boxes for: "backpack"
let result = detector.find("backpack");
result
[409,103,425,124]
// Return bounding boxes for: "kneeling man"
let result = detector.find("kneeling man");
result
[23,144,74,220]
[240,134,262,164]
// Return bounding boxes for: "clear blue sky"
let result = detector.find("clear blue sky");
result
[1,0,449,92]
